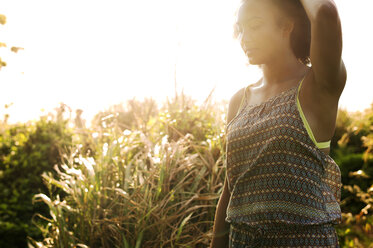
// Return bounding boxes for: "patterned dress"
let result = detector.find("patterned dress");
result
[225,72,342,247]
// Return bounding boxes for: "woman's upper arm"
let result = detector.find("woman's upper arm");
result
[224,87,246,196]
[308,3,346,95]
[227,87,245,125]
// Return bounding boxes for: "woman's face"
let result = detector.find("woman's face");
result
[235,0,290,65]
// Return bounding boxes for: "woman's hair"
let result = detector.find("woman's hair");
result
[233,0,311,65]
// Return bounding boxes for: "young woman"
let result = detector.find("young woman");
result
[210,0,346,247]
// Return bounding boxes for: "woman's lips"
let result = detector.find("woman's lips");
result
[245,48,257,55]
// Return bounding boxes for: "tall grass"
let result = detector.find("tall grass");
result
[29,92,228,247]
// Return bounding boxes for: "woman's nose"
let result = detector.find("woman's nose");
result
[239,30,251,48]
[240,34,249,50]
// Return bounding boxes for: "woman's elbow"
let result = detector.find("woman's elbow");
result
[316,2,340,22]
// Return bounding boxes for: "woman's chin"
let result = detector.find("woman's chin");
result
[246,57,261,65]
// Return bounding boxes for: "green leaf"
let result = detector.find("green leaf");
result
[135,230,143,248]
[176,213,193,242]
[122,234,130,248]
[0,14,6,25]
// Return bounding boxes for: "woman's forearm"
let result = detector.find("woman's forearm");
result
[210,178,231,248]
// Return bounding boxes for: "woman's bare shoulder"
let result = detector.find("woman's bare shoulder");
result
[227,87,246,125]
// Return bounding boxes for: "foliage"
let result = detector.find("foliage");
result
[333,103,373,247]
[0,110,73,247]
[29,92,227,247]
[0,14,6,25]
[91,98,159,133]
[0,14,24,70]
[158,90,226,144]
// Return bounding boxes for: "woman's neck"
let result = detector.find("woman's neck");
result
[260,54,309,87]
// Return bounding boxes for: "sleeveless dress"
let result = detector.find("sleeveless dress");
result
[225,71,342,247]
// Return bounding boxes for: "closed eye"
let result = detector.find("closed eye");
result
[249,25,261,31]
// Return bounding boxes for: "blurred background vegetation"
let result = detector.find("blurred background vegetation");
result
[0,13,24,70]
[0,90,372,247]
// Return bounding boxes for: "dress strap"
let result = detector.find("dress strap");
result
[296,71,331,149]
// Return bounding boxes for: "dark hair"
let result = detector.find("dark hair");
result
[233,0,311,65]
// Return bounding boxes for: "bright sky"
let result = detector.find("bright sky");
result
[0,0,372,124]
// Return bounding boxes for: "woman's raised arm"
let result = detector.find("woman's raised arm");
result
[299,0,347,96]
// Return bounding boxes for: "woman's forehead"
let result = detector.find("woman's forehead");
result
[236,0,280,24]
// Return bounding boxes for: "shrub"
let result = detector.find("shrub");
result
[0,115,73,247]
[333,104,373,247]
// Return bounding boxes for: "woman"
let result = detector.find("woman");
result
[210,0,346,247]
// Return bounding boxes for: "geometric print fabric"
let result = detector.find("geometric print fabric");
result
[225,74,342,247]
[229,222,340,247]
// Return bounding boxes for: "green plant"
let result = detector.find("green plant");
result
[31,129,226,247]
[333,103,373,247]
[30,92,227,247]
[0,110,73,247]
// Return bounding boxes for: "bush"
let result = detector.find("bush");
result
[332,104,373,247]
[0,115,73,247]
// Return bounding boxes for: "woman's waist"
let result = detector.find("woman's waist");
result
[228,220,337,234]
[225,201,342,229]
